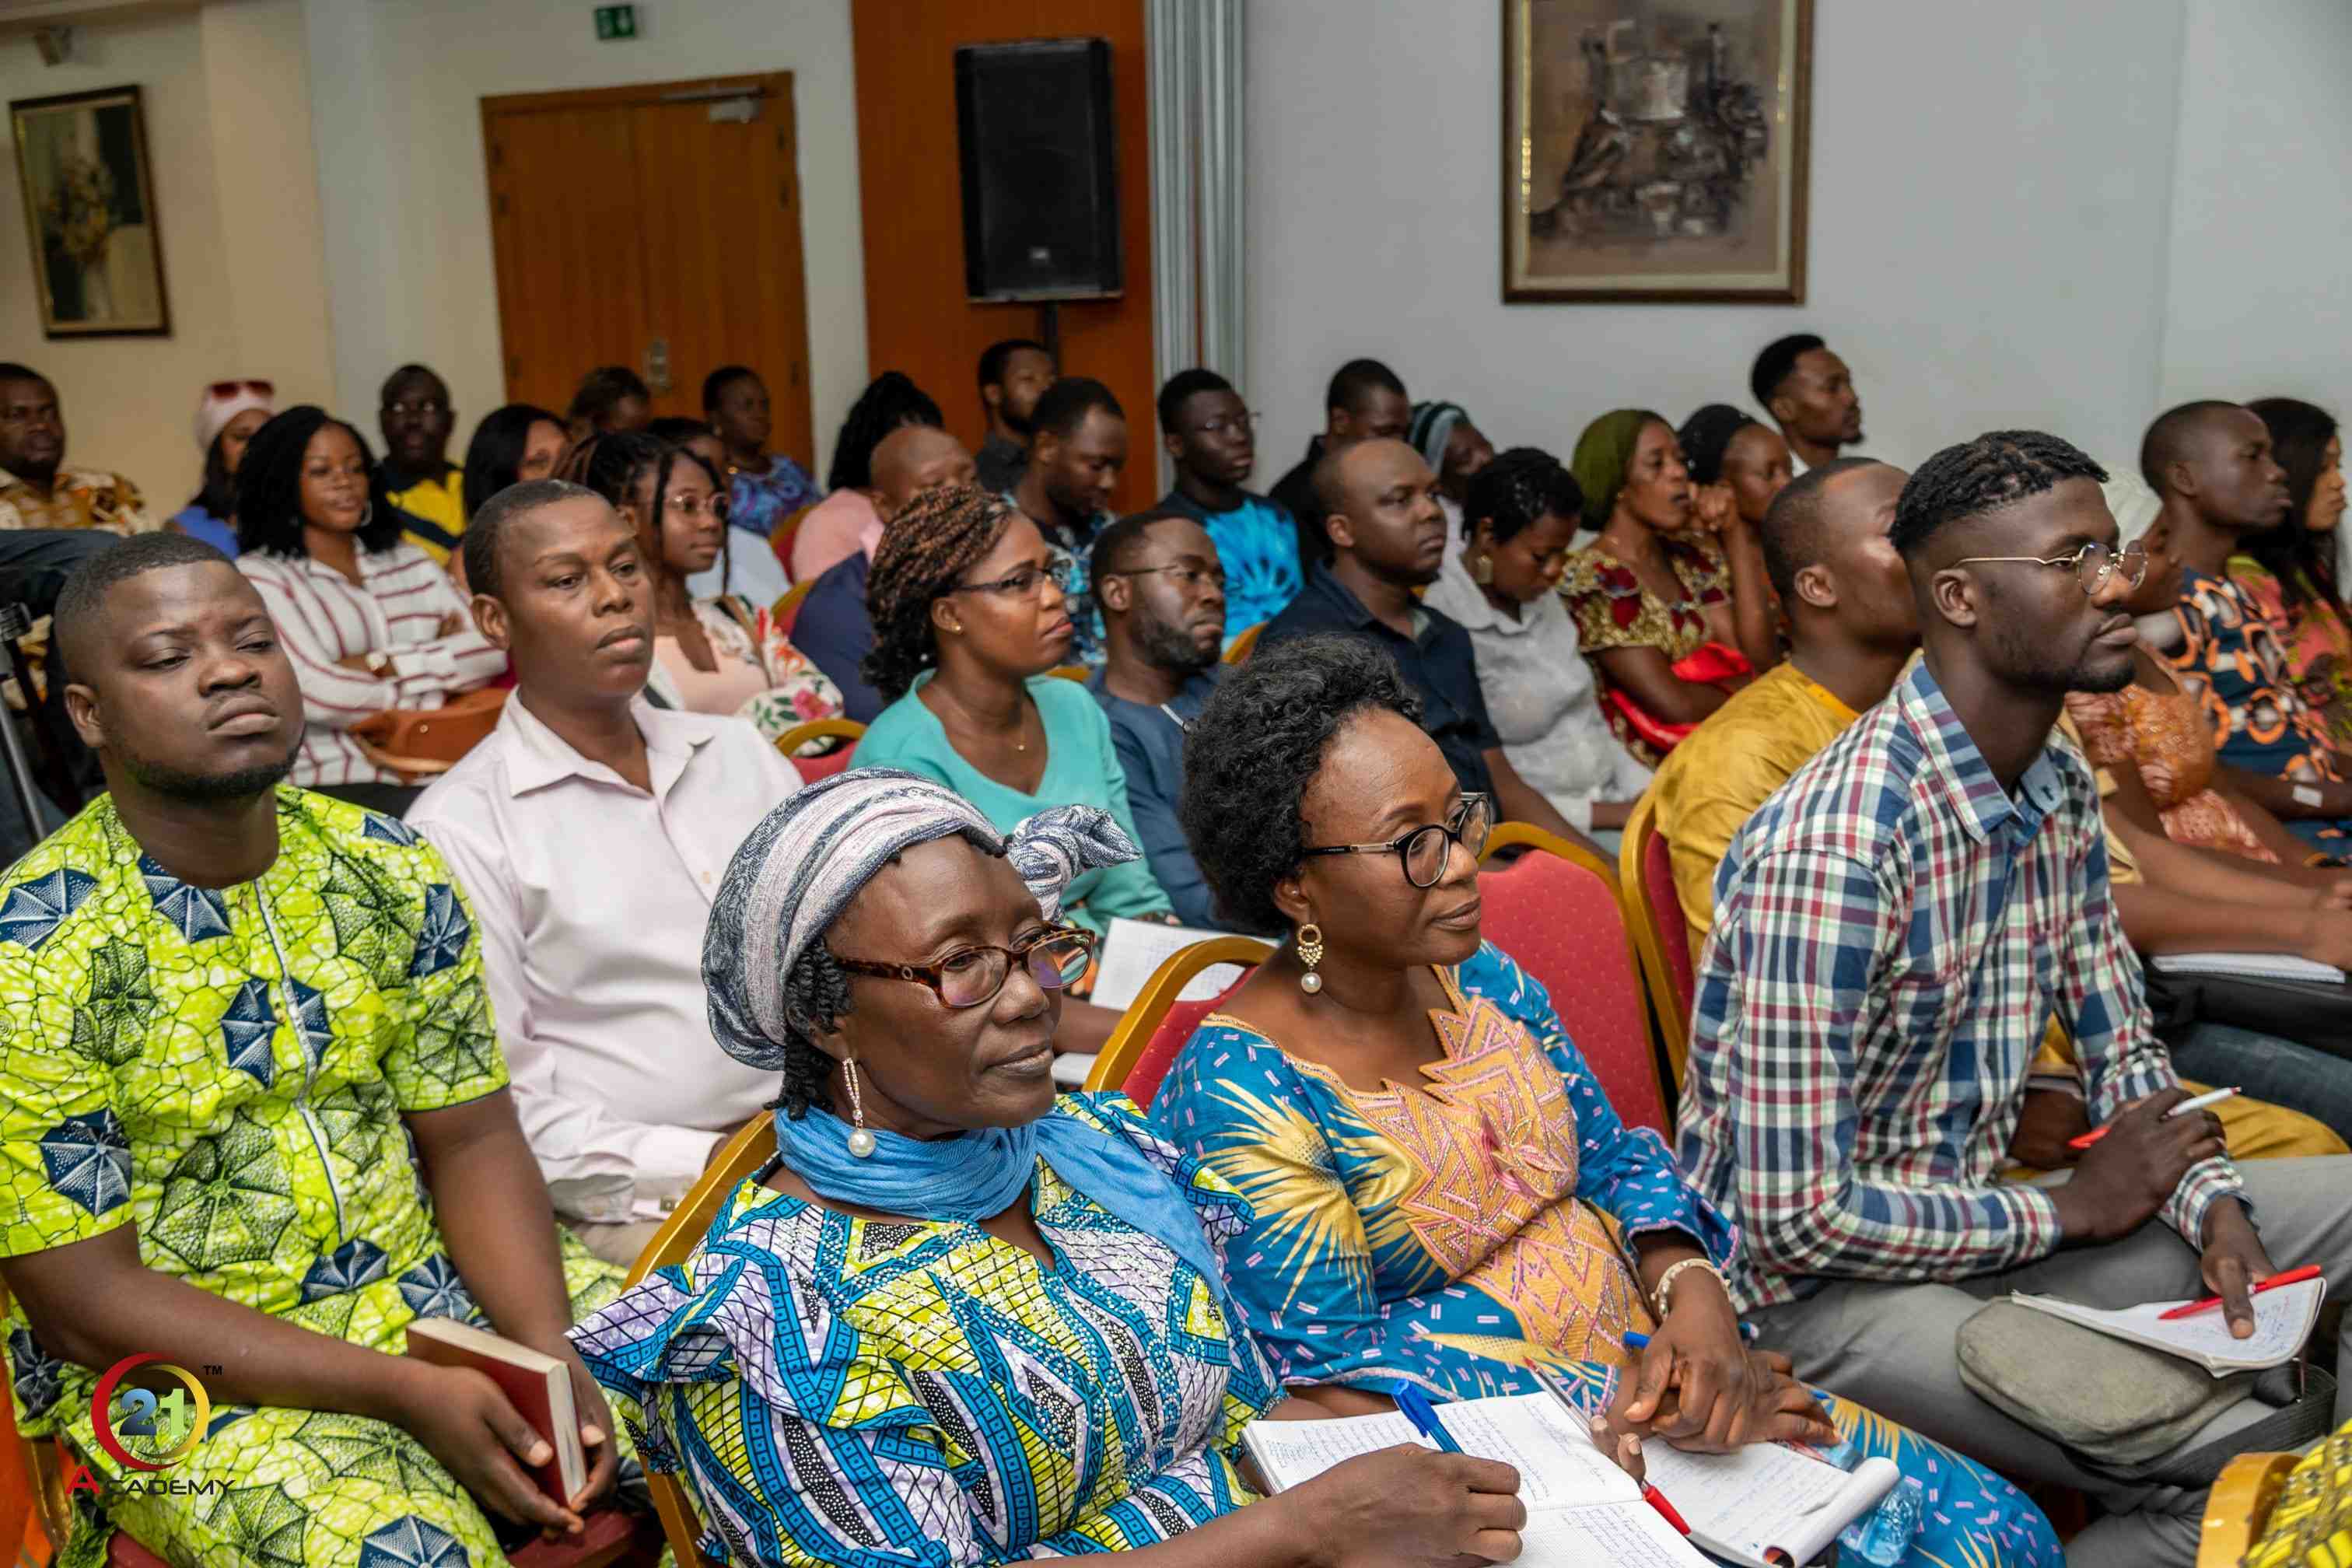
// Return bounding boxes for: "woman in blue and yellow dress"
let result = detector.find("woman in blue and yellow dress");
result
[569,770,1542,1567]
[1156,634,2063,1568]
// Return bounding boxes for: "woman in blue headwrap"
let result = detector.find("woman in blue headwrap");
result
[569,769,1539,1567]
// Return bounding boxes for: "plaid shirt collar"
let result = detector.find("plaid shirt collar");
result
[1895,656,2070,848]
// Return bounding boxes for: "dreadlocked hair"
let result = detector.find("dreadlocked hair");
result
[861,482,1017,702]
[774,945,856,1120]
[827,372,944,493]
[1889,429,2108,560]
[560,429,682,579]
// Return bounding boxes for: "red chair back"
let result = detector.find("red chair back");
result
[793,746,856,786]
[1641,827,1695,1017]
[1123,972,1251,1109]
[1479,831,1670,1136]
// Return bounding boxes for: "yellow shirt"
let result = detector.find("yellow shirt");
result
[1653,661,1858,955]
[385,463,466,562]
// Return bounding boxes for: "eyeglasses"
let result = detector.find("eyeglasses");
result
[208,379,275,398]
[660,492,728,520]
[1300,793,1493,888]
[1108,561,1226,592]
[832,926,1097,1010]
[953,550,1073,600]
[1188,411,1261,439]
[1951,541,2148,597]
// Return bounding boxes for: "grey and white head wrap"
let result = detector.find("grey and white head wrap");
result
[702,767,1139,1072]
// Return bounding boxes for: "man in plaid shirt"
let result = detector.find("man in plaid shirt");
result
[1678,430,2352,1568]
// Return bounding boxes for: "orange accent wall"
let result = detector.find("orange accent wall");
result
[850,0,1157,513]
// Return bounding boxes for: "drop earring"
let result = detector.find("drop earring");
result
[843,1059,877,1157]
[1296,922,1325,994]
[1474,553,1494,585]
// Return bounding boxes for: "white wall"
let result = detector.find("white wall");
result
[0,0,335,509]
[2159,0,2352,418]
[1246,0,2191,481]
[301,0,866,477]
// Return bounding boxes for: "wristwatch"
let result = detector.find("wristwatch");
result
[362,650,391,674]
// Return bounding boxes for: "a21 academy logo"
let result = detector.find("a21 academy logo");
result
[61,1354,223,1500]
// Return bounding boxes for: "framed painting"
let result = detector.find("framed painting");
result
[1503,0,1812,303]
[10,84,172,338]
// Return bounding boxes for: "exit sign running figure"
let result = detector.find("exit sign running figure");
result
[593,4,637,40]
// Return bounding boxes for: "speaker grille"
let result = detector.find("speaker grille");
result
[955,39,1122,301]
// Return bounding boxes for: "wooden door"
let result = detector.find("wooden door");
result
[481,75,816,470]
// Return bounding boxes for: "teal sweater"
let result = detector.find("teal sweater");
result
[856,674,1174,936]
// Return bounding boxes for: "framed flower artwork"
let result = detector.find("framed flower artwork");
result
[10,84,172,338]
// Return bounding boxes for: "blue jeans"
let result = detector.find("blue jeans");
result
[2161,1018,2352,1144]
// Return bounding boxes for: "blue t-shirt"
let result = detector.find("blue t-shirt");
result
[170,504,239,557]
[1157,488,1301,640]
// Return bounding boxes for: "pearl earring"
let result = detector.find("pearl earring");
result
[1297,922,1325,995]
[843,1059,877,1157]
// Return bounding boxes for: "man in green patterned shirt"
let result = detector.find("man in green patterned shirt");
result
[0,534,625,1567]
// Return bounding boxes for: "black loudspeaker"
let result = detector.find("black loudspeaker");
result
[954,39,1122,302]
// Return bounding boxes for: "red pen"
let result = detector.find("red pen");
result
[2156,1263,2322,1321]
[1641,1482,1692,1535]
[2067,1087,2240,1151]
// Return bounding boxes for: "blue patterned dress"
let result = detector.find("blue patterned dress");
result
[1151,943,2060,1568]
[726,455,822,543]
[569,1094,1281,1566]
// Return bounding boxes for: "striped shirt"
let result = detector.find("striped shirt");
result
[1675,657,2240,1312]
[237,544,506,787]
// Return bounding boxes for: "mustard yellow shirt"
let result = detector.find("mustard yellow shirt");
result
[385,463,466,562]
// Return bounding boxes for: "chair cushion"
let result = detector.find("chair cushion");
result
[1641,825,1695,1013]
[1127,973,1252,1109]
[1479,855,1668,1136]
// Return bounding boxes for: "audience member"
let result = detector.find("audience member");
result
[1157,635,2060,1568]
[1422,447,1648,849]
[1678,430,2352,1568]
[972,337,1056,494]
[1749,332,1863,474]
[700,364,819,544]
[1154,368,1300,637]
[377,363,466,562]
[1089,509,1227,927]
[411,481,793,1266]
[1265,436,1603,854]
[1657,457,2345,1157]
[647,415,785,607]
[1408,399,1496,551]
[793,424,975,723]
[170,378,275,555]
[565,366,651,440]
[562,432,838,744]
[572,772,1524,1565]
[1,533,628,1563]
[1563,409,1776,764]
[234,406,503,817]
[2145,400,2352,844]
[1679,401,1794,530]
[1269,357,1410,570]
[1006,376,1126,667]
[0,364,155,534]
[0,526,120,858]
[460,401,567,518]
[2234,397,2351,742]
[856,483,1171,1053]
[790,370,944,583]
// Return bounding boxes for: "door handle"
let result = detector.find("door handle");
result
[644,336,672,395]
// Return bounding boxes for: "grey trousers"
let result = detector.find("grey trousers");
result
[569,1216,666,1271]
[1748,1157,2352,1568]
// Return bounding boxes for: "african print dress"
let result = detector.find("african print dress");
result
[1559,537,1734,765]
[2231,553,2352,747]
[1151,943,2061,1568]
[0,786,632,1568]
[569,1093,1283,1566]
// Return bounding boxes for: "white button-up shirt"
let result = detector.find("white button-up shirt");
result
[410,695,797,1222]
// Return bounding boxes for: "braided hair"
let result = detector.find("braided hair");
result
[560,429,683,580]
[2245,397,2344,612]
[775,944,855,1120]
[1889,430,2109,561]
[1463,447,1583,545]
[827,372,944,494]
[861,483,1017,702]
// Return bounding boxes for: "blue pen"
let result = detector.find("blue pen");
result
[1393,1384,1462,1453]
[1624,1325,1759,1350]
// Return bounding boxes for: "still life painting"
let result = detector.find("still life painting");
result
[12,84,171,338]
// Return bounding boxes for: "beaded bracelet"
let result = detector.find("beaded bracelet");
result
[1652,1257,1727,1318]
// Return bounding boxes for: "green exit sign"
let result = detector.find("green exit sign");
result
[593,4,636,40]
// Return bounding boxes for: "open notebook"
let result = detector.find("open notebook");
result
[2148,952,2347,984]
[1244,1391,1889,1568]
[2009,1275,2327,1374]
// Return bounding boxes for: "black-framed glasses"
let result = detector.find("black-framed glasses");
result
[951,550,1073,600]
[1105,561,1226,591]
[1951,541,2147,597]
[832,926,1096,1010]
[1300,794,1493,888]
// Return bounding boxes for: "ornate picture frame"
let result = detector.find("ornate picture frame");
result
[10,83,173,338]
[1503,0,1812,303]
